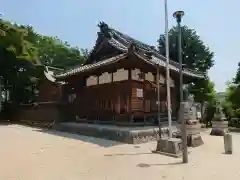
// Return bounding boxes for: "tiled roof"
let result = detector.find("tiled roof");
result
[56,53,127,78]
[56,51,204,79]
[103,22,205,78]
[135,53,205,78]
[56,22,205,79]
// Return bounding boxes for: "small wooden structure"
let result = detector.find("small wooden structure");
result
[56,22,205,125]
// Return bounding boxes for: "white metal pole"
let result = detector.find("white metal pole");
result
[164,0,172,138]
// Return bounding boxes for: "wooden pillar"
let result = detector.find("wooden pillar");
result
[116,95,120,113]
[143,72,146,125]
[96,73,100,122]
[111,72,114,82]
[111,72,115,122]
[128,68,133,123]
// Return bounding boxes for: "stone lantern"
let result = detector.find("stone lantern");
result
[210,104,229,136]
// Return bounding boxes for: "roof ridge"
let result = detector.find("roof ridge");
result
[99,22,178,63]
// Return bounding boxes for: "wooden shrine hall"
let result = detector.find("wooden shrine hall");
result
[55,22,205,125]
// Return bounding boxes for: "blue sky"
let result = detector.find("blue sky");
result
[2,0,238,92]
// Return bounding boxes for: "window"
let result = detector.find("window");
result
[136,88,143,98]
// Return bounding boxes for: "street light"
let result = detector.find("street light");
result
[173,10,188,163]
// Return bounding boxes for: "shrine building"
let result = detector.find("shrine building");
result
[54,22,205,125]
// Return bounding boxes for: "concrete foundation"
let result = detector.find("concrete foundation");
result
[154,138,182,157]
[53,122,178,144]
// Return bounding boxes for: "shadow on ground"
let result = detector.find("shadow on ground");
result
[0,121,13,126]
[137,162,183,168]
[104,152,153,157]
[34,129,122,148]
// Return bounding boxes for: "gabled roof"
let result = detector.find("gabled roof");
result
[56,22,205,79]
[56,54,127,78]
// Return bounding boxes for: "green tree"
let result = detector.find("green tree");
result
[233,62,240,84]
[222,63,240,120]
[0,19,39,103]
[158,25,214,71]
[158,25,215,106]
[0,19,87,105]
[225,83,240,116]
[80,48,90,60]
[190,79,216,121]
[20,25,86,69]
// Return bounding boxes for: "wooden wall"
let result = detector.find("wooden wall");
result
[16,102,60,123]
[37,78,62,102]
[63,63,178,123]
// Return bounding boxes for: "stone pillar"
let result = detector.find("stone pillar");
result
[224,133,232,154]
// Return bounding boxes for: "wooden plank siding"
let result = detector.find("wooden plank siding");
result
[61,58,179,124]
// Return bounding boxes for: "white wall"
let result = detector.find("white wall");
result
[113,68,128,82]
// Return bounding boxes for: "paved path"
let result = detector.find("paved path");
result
[0,124,239,180]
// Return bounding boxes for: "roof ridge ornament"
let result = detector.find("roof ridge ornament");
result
[98,21,111,38]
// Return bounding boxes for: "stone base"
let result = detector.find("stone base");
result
[187,134,204,147]
[211,121,229,136]
[154,138,182,157]
[54,122,178,144]
[210,128,228,136]
[173,131,204,147]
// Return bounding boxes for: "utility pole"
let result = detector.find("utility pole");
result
[164,0,172,138]
[173,10,188,163]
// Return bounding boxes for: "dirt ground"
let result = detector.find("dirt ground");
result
[0,124,239,180]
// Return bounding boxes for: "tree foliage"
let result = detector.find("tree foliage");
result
[0,20,39,103]
[0,19,87,104]
[233,62,240,84]
[189,79,216,104]
[158,25,215,104]
[158,26,214,71]
[222,63,240,119]
[20,26,87,69]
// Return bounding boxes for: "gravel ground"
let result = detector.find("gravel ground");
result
[0,124,239,180]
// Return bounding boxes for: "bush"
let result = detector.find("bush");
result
[233,108,240,118]
[221,102,233,121]
[204,102,216,127]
